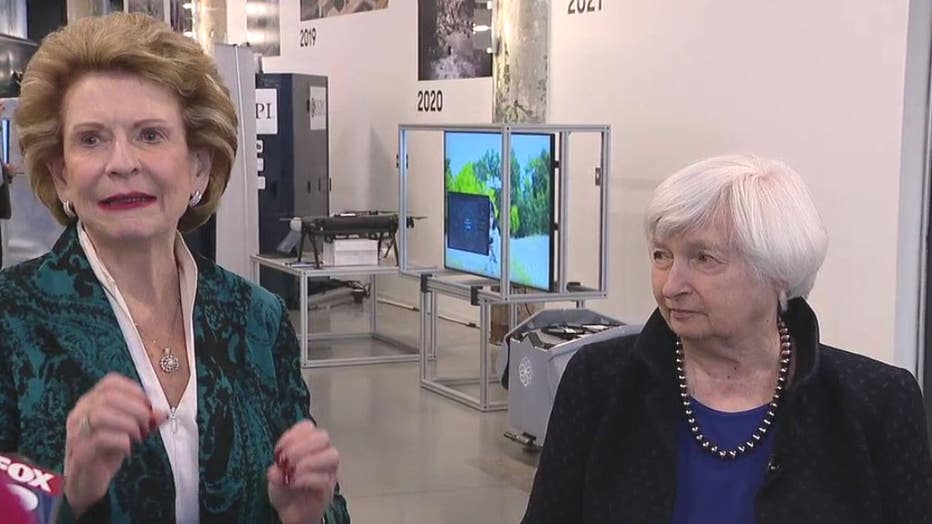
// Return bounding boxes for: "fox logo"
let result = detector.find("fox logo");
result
[0,455,56,493]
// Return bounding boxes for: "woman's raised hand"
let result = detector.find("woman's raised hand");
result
[63,373,166,517]
[268,419,340,524]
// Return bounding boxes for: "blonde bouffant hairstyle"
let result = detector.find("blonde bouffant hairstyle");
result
[14,12,238,232]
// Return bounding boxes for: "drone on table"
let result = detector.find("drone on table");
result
[278,210,426,268]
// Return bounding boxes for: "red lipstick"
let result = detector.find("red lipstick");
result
[98,192,156,211]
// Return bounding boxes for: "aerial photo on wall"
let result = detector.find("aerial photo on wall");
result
[301,0,389,21]
[418,0,493,80]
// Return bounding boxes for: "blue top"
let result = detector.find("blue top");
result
[671,397,774,524]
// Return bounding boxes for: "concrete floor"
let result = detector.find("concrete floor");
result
[295,299,538,524]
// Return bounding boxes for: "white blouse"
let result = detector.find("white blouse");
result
[78,224,200,524]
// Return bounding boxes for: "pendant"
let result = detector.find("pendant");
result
[159,347,180,374]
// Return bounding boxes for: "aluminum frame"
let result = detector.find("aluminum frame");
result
[251,255,419,368]
[416,271,594,411]
[398,123,611,300]
[418,287,504,411]
[398,123,611,411]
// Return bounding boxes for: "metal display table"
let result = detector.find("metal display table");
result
[416,271,597,412]
[251,255,418,368]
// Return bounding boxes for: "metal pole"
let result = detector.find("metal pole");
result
[479,299,491,409]
[398,127,409,271]
[430,290,439,362]
[419,288,427,381]
[600,128,611,294]
[501,128,512,298]
[370,273,378,334]
[300,272,309,367]
[558,131,570,293]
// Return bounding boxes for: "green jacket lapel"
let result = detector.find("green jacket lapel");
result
[36,226,142,385]
[35,226,177,521]
[192,256,251,521]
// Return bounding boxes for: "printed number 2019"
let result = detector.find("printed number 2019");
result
[568,0,601,14]
[299,28,317,47]
[417,90,443,112]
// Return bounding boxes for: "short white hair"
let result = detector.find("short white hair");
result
[645,154,828,310]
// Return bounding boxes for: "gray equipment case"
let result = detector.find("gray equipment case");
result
[500,308,642,446]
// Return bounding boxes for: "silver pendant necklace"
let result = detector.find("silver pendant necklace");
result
[675,318,792,460]
[159,344,180,374]
[138,297,182,375]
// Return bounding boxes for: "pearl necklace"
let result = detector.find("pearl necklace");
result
[675,319,791,460]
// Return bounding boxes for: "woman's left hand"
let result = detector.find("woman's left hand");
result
[268,420,340,524]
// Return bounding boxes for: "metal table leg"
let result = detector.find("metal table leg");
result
[479,299,490,410]
[430,290,439,361]
[370,273,378,334]
[300,273,309,367]
[419,289,428,382]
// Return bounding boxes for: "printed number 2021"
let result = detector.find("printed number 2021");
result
[417,90,443,112]
[568,0,602,14]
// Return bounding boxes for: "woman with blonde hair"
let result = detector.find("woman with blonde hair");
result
[0,13,348,523]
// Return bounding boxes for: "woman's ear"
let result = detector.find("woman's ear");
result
[48,158,69,197]
[191,148,213,194]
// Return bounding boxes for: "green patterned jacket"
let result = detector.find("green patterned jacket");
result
[0,226,350,523]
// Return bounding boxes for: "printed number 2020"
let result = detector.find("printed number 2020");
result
[417,90,443,112]
[568,0,602,14]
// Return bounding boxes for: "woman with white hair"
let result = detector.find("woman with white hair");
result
[522,154,932,523]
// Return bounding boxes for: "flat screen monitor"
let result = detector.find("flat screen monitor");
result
[443,131,555,290]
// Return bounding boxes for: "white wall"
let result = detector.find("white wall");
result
[256,2,491,212]
[548,0,925,367]
[228,0,928,368]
